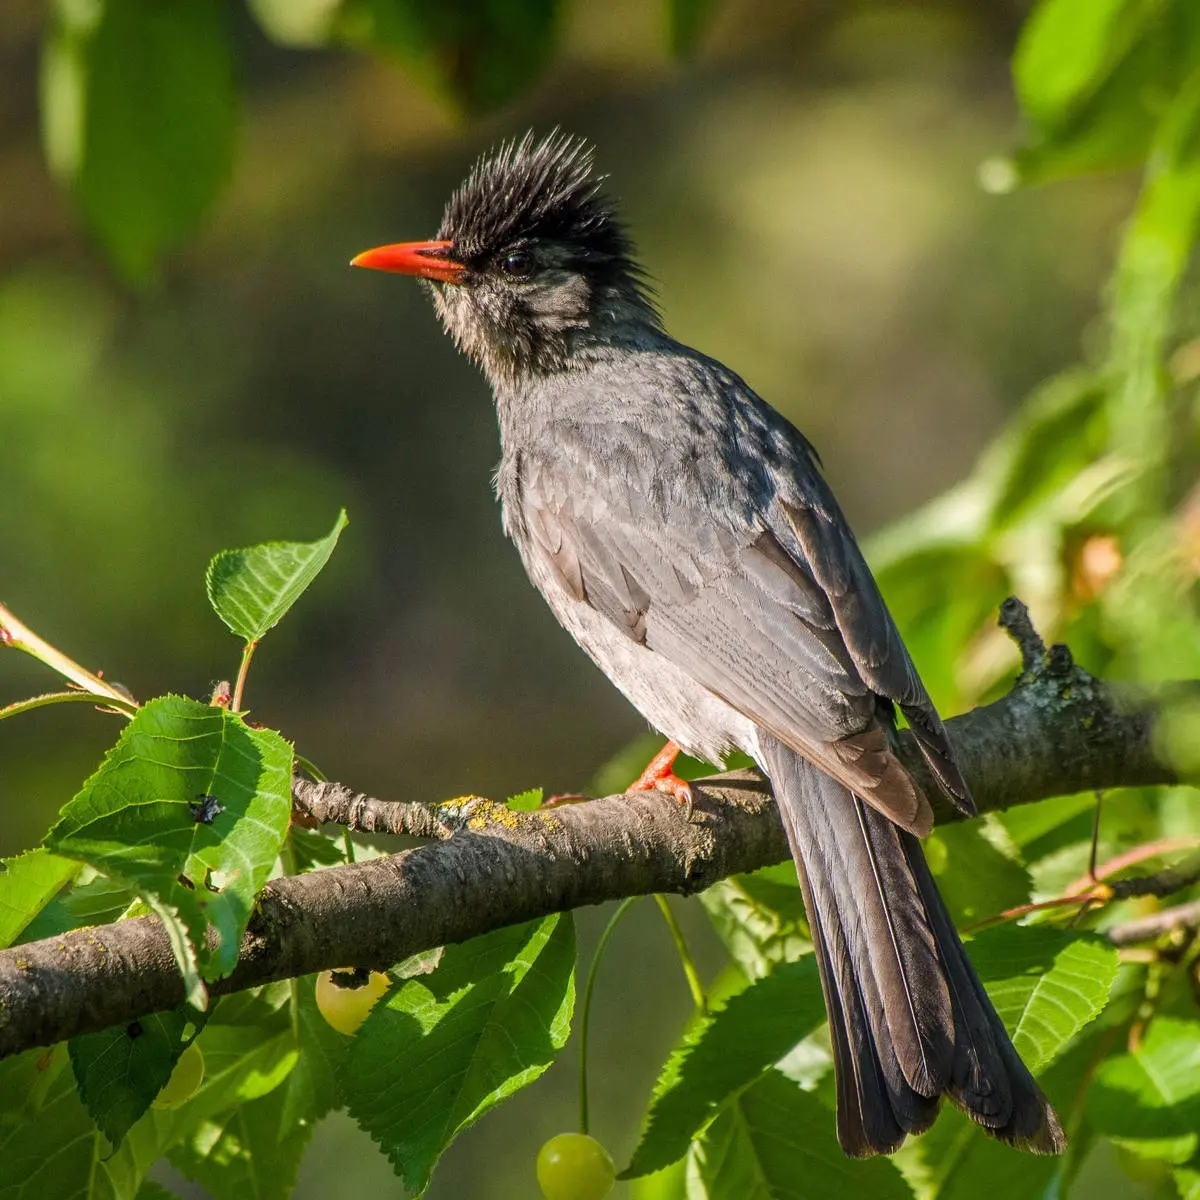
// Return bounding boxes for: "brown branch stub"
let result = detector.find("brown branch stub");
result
[998,595,1047,674]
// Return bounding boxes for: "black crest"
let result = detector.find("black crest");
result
[438,131,636,271]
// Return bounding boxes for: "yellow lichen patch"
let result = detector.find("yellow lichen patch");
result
[463,798,525,830]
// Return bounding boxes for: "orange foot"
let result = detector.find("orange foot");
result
[628,740,693,807]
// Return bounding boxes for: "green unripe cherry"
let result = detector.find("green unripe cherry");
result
[536,1132,616,1200]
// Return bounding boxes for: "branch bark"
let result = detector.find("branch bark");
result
[1,619,1196,1060]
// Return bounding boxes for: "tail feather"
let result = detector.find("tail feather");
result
[756,732,1065,1157]
[905,840,1066,1152]
[798,861,938,1156]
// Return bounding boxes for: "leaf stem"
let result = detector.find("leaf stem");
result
[0,603,138,711]
[231,640,258,712]
[0,689,137,722]
[654,894,707,1015]
[579,896,641,1136]
[294,753,327,782]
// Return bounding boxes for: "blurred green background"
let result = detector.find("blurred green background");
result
[0,1,1171,1195]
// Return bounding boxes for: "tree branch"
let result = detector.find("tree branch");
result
[1109,899,1200,945]
[1,617,1197,1060]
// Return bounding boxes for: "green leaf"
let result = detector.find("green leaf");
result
[505,786,543,811]
[668,0,718,57]
[344,913,575,1195]
[1177,1159,1200,1200]
[993,791,1098,862]
[159,989,301,1193]
[1106,66,1200,495]
[167,1079,313,1200]
[17,871,137,944]
[984,370,1110,532]
[630,1158,687,1200]
[206,510,348,643]
[1010,0,1200,182]
[0,1046,94,1198]
[136,1183,182,1200]
[245,0,340,45]
[699,864,810,980]
[1014,0,1156,131]
[69,1006,202,1146]
[40,0,236,283]
[1089,1018,1200,1148]
[899,1028,1101,1200]
[250,0,565,113]
[0,1043,168,1199]
[175,987,298,1120]
[903,1108,1057,1200]
[288,825,348,869]
[624,956,826,1178]
[332,0,562,115]
[0,848,77,948]
[46,695,293,1001]
[969,925,1118,1072]
[923,821,1031,926]
[280,976,349,1128]
[688,1070,912,1200]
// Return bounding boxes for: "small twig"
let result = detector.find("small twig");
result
[977,840,1200,931]
[1061,837,1200,900]
[968,890,1100,932]
[0,602,138,711]
[1109,850,1200,900]
[291,775,477,839]
[1109,901,1200,946]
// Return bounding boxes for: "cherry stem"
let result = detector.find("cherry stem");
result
[579,896,641,1137]
[654,894,707,1015]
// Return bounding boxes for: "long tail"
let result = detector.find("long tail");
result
[756,732,1065,1157]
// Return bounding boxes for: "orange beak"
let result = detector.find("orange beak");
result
[350,240,466,284]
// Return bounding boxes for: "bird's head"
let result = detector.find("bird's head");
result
[352,132,659,387]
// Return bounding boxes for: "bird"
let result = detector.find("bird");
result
[351,131,1065,1158]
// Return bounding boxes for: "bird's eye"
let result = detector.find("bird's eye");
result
[500,250,534,278]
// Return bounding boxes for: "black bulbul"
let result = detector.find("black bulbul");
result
[353,131,1065,1157]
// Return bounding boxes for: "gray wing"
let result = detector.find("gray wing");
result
[517,413,972,836]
